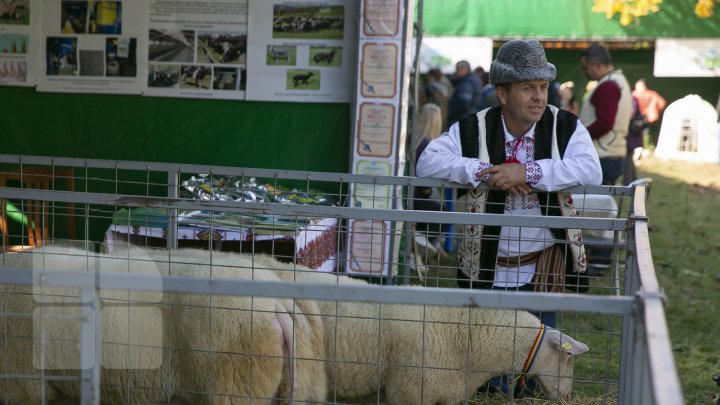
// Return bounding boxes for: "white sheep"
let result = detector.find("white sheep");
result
[0,246,326,405]
[260,258,590,404]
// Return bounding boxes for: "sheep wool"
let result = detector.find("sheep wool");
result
[0,246,326,405]
[265,259,589,404]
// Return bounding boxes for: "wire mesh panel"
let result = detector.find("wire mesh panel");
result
[0,154,680,405]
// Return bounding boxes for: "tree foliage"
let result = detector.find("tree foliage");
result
[593,0,717,25]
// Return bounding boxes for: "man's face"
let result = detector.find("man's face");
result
[497,80,549,132]
[579,57,600,80]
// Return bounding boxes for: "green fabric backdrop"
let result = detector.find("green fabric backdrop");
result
[0,87,352,172]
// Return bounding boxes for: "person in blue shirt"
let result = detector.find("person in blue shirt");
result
[447,60,483,128]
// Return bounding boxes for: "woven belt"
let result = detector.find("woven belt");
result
[496,250,542,267]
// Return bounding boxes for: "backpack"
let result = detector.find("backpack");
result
[628,96,649,135]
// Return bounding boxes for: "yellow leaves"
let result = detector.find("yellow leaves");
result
[695,0,716,18]
[592,0,663,25]
[592,0,718,24]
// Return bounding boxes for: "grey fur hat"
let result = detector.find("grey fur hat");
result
[489,39,556,86]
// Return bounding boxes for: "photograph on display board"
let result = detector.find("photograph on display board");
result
[212,66,243,90]
[309,46,341,67]
[0,0,30,25]
[60,1,87,33]
[147,63,180,88]
[286,68,318,90]
[105,37,136,77]
[148,29,195,63]
[197,32,246,64]
[0,33,27,53]
[78,49,103,76]
[46,36,77,75]
[88,0,121,34]
[179,64,211,89]
[266,45,295,65]
[272,3,344,40]
[0,59,26,81]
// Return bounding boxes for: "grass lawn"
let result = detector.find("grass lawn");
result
[635,154,720,404]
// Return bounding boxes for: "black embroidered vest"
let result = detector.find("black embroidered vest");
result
[457,107,588,292]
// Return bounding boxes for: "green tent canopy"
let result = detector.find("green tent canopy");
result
[420,0,720,39]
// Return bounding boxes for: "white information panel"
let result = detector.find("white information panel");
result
[654,38,720,77]
[418,36,493,74]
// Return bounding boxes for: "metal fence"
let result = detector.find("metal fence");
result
[0,154,682,404]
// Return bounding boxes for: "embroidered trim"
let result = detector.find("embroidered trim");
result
[526,161,542,185]
[475,162,493,182]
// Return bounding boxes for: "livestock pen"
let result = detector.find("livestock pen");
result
[0,154,681,404]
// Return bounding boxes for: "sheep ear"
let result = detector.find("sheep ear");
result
[545,327,589,355]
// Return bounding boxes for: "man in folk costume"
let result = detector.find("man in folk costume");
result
[417,39,602,328]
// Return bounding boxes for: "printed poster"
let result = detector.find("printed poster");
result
[245,0,357,103]
[0,0,40,87]
[144,0,248,100]
[37,0,148,94]
[362,0,401,38]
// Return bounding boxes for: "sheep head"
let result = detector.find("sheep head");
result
[532,327,589,401]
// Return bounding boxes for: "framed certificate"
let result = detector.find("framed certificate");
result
[356,102,395,158]
[362,0,401,37]
[360,42,397,98]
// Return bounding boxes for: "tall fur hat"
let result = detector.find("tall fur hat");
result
[489,39,556,86]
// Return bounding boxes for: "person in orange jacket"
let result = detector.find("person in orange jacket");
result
[631,78,666,146]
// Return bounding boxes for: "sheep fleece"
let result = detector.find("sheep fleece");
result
[0,247,326,405]
[265,258,587,404]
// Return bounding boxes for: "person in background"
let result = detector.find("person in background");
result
[547,80,562,109]
[632,78,666,147]
[473,66,486,87]
[447,60,483,128]
[559,81,580,115]
[579,44,632,186]
[425,68,451,131]
[623,94,648,185]
[479,70,499,110]
[409,103,449,252]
